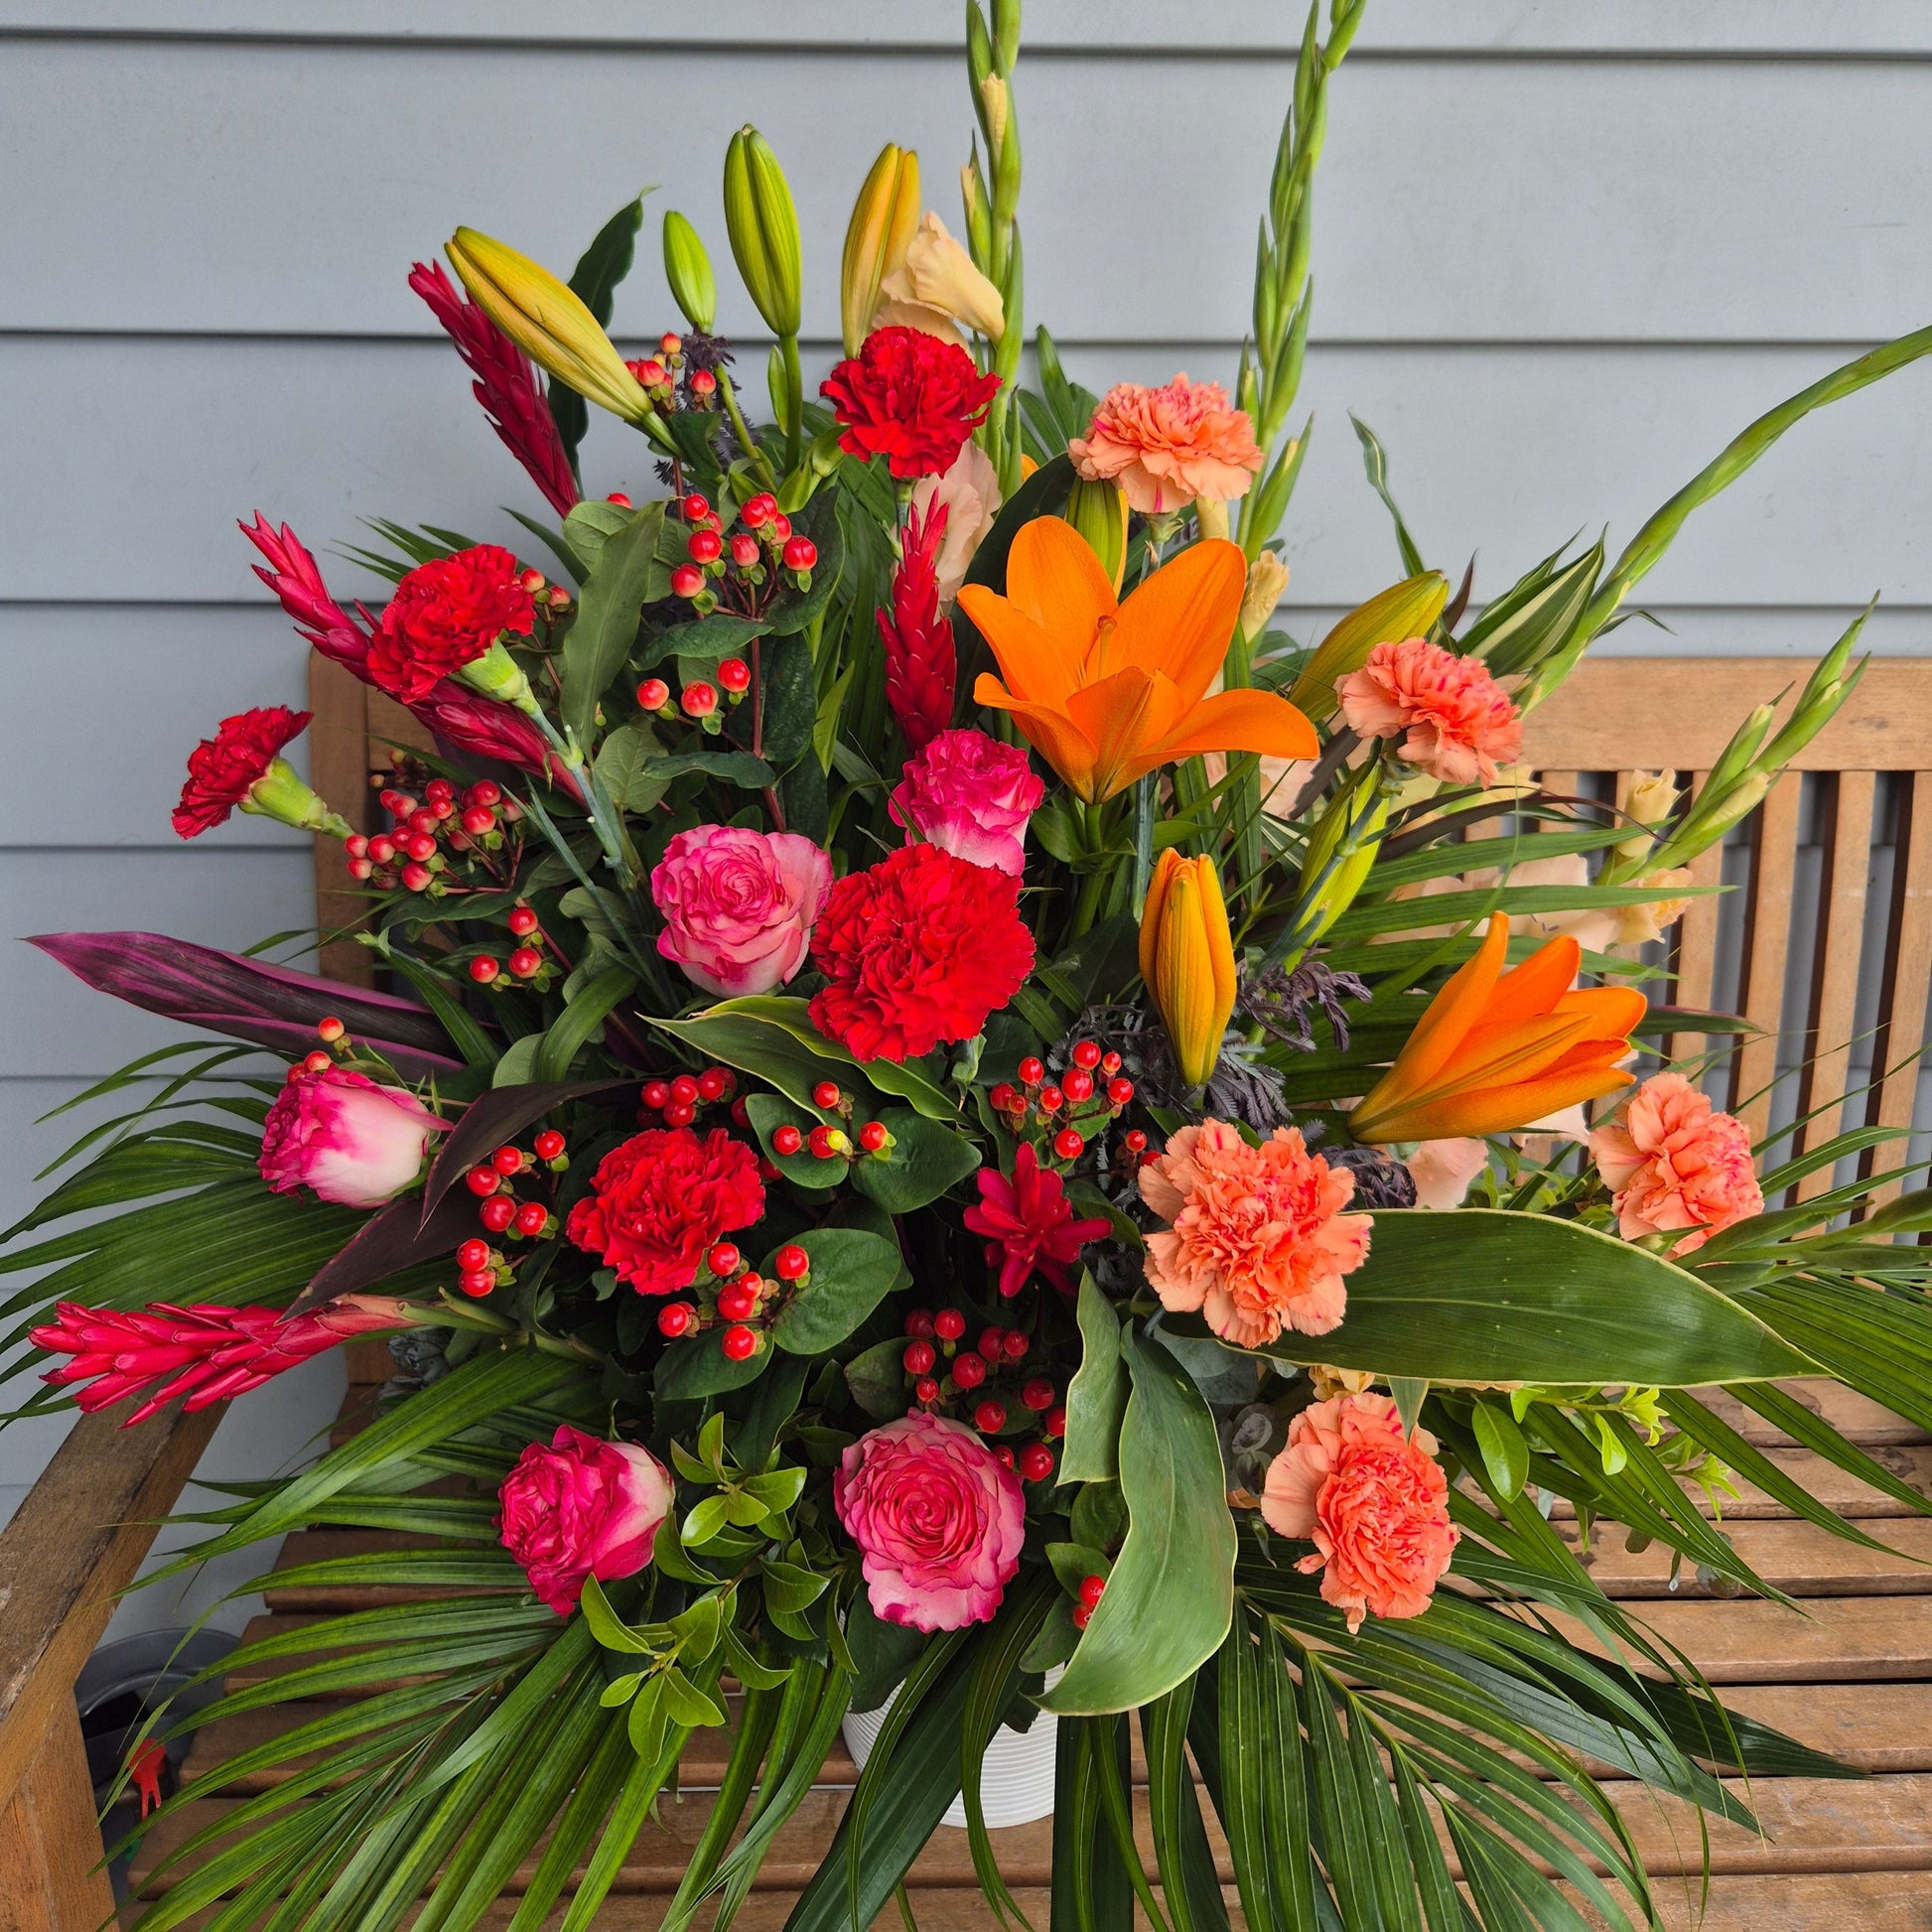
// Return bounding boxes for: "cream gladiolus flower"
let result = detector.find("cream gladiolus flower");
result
[879,212,1005,342]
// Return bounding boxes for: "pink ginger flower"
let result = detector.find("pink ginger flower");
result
[1588,1071,1764,1256]
[31,1297,418,1427]
[1336,637,1524,787]
[879,499,956,752]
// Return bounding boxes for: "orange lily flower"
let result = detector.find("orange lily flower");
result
[1348,914,1646,1144]
[957,518,1317,803]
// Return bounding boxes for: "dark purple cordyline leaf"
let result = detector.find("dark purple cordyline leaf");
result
[29,931,466,1079]
[418,1078,633,1228]
[289,1186,479,1314]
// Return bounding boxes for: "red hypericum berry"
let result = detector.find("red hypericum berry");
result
[508,947,543,979]
[807,1124,843,1160]
[1002,1329,1029,1362]
[903,1339,936,1376]
[511,1201,548,1237]
[480,1195,515,1233]
[670,1074,700,1107]
[401,835,438,866]
[461,806,497,836]
[657,1301,694,1338]
[459,1268,495,1298]
[1053,1129,1085,1161]
[1071,1039,1102,1070]
[974,1399,1008,1434]
[721,1324,759,1362]
[687,528,722,565]
[934,1308,966,1341]
[718,1281,758,1320]
[988,1083,1019,1112]
[671,564,705,600]
[345,835,368,860]
[1108,1078,1135,1106]
[1045,1405,1067,1439]
[858,1120,889,1153]
[302,1049,332,1075]
[914,1375,940,1404]
[469,956,501,985]
[681,493,711,522]
[641,1080,672,1111]
[405,807,437,837]
[378,788,408,816]
[729,531,760,568]
[1078,1574,1107,1608]
[663,1101,696,1128]
[489,1146,522,1176]
[1017,1057,1045,1087]
[1062,1069,1095,1103]
[507,905,538,937]
[742,493,775,528]
[1019,1443,1055,1482]
[952,1351,987,1390]
[770,513,792,542]
[457,1237,491,1272]
[1072,1602,1092,1630]
[466,780,502,808]
[690,368,718,398]
[1038,1085,1064,1114]
[706,1242,742,1279]
[717,657,751,693]
[366,834,396,865]
[772,1124,803,1157]
[994,1444,1016,1469]
[696,1068,729,1102]
[637,676,671,711]
[782,534,817,571]
[904,1309,935,1339]
[533,1129,566,1162]
[659,332,682,356]
[400,862,432,893]
[426,776,456,801]
[608,490,637,509]
[682,680,718,716]
[730,1096,751,1126]
[774,1244,810,1282]
[1022,1376,1055,1411]
[1101,1050,1122,1074]
[1123,1129,1149,1155]
[465,1166,500,1196]
[978,1326,1006,1362]
[346,857,374,881]
[812,1080,841,1111]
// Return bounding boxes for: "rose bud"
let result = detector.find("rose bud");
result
[258,1067,446,1209]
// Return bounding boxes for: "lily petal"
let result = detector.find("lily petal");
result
[956,588,1079,709]
[972,674,1100,796]
[1111,537,1248,701]
[1002,513,1118,647]
[1127,686,1319,784]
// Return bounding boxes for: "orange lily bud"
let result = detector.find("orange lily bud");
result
[1139,850,1238,1089]
[1348,914,1646,1145]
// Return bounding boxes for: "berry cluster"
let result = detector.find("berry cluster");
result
[1072,1572,1107,1631]
[469,899,556,990]
[668,491,817,617]
[639,1063,740,1133]
[655,1238,812,1364]
[345,772,525,899]
[988,1038,1137,1167]
[635,658,751,732]
[624,333,719,413]
[769,1081,896,1165]
[456,1128,569,1297]
[900,1306,1065,1483]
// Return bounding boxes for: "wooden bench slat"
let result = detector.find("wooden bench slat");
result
[1571,1514,1932,1597]
[1870,769,1932,1209]
[1669,769,1724,1060]
[1732,772,1803,1140]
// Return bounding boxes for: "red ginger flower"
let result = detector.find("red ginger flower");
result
[879,498,956,752]
[31,1296,416,1428]
[964,1143,1111,1298]
[820,326,1001,481]
[409,260,580,519]
[564,1127,765,1296]
[809,844,1035,1063]
[173,706,311,838]
[367,545,536,704]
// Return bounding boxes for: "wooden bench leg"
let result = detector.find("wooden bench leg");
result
[0,1704,112,1932]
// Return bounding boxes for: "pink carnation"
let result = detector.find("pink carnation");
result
[1336,637,1523,787]
[497,1425,673,1615]
[649,824,833,998]
[833,1412,1025,1631]
[258,1066,445,1209]
[1588,1071,1764,1256]
[1261,1392,1460,1633]
[1137,1121,1372,1348]
[1068,374,1264,514]
[888,728,1043,878]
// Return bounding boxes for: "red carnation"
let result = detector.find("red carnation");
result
[564,1127,765,1296]
[809,844,1035,1063]
[879,498,955,752]
[964,1144,1112,1299]
[820,326,1002,481]
[366,545,536,704]
[173,706,311,838]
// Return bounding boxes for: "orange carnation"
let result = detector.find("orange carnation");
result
[1336,636,1523,787]
[1068,375,1263,515]
[1260,1391,1460,1633]
[1137,1121,1372,1348]
[1588,1071,1764,1256]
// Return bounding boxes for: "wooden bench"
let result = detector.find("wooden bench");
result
[3,652,1930,1928]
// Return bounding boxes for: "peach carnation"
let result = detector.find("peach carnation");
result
[1068,374,1263,515]
[1336,637,1523,787]
[1137,1120,1372,1347]
[1588,1071,1764,1256]
[1260,1391,1460,1633]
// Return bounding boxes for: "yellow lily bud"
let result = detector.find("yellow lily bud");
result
[723,126,802,337]
[1241,551,1290,637]
[841,144,922,356]
[1139,850,1238,1089]
[1289,571,1449,724]
[1296,779,1390,947]
[447,227,651,425]
[1062,478,1129,593]
[661,209,717,334]
[880,211,1005,342]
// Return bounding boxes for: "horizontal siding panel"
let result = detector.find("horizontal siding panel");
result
[6,338,1929,609]
[5,48,1932,343]
[4,2,1931,55]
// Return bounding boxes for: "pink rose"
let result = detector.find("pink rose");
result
[833,1412,1025,1631]
[1261,1392,1459,1634]
[258,1066,445,1208]
[888,728,1043,878]
[497,1424,673,1615]
[649,824,833,997]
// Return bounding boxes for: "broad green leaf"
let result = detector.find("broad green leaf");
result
[844,1334,913,1420]
[767,1227,906,1355]
[689,995,958,1121]
[850,1109,982,1214]
[654,1330,770,1401]
[1470,1400,1530,1501]
[561,501,666,747]
[1059,1275,1127,1484]
[533,967,635,1082]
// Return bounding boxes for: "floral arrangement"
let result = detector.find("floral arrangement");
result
[9,5,1932,1927]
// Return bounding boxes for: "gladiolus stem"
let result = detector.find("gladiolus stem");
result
[716,369,777,489]
[781,334,804,469]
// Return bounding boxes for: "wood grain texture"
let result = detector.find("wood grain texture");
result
[1871,771,1932,1206]
[1669,770,1724,1060]
[0,1705,115,1931]
[1732,773,1803,1140]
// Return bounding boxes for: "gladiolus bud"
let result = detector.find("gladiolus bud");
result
[1138,849,1237,1089]
[1241,550,1290,637]
[980,74,1011,156]
[1614,768,1678,862]
[723,126,802,337]
[661,209,717,333]
[446,228,657,428]
[842,144,923,357]
[1294,776,1390,950]
[1062,479,1130,594]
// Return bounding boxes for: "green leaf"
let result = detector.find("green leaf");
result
[768,1227,907,1355]
[561,502,666,748]
[846,1589,928,1716]
[751,631,815,763]
[654,1330,770,1401]
[759,1558,829,1616]
[560,497,632,578]
[844,1334,912,1420]
[850,1109,982,1214]
[1042,1329,1235,1716]
[688,995,958,1120]
[1349,415,1427,577]
[1059,1275,1127,1484]
[1470,1400,1530,1501]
